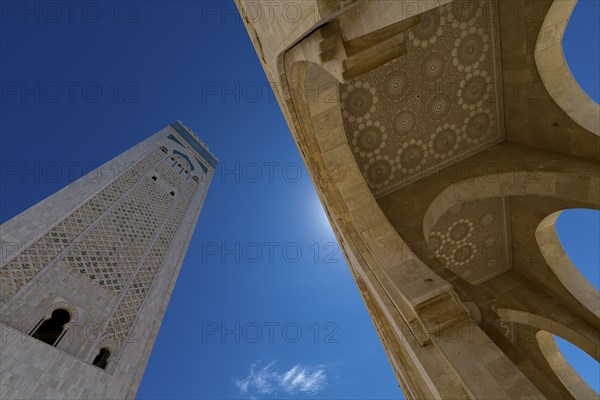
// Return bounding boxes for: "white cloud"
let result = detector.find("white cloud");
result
[234,361,327,397]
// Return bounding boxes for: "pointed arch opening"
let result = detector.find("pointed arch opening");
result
[92,347,111,370]
[31,308,70,346]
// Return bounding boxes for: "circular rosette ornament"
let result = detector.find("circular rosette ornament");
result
[421,52,446,82]
[363,155,395,191]
[452,26,489,72]
[429,123,461,160]
[429,230,451,263]
[352,120,387,158]
[392,110,417,137]
[395,139,429,176]
[428,231,445,254]
[383,69,410,100]
[447,0,482,29]
[450,242,477,266]
[479,210,497,228]
[408,10,445,48]
[462,108,494,144]
[458,70,492,110]
[446,218,474,243]
[341,81,378,123]
[428,94,452,120]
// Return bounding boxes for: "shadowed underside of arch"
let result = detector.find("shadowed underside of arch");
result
[498,308,599,362]
[423,172,600,240]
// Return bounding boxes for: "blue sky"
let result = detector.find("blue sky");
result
[0,1,597,399]
[564,0,600,104]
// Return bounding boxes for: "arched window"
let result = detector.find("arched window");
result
[92,347,111,369]
[31,308,70,346]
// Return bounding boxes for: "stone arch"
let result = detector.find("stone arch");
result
[285,59,474,398]
[238,0,592,397]
[497,308,600,362]
[535,0,599,136]
[31,308,71,346]
[279,53,543,398]
[46,300,80,324]
[28,300,81,347]
[292,60,465,338]
[535,330,598,399]
[536,210,600,319]
[92,346,111,369]
[423,172,600,241]
[85,332,120,373]
[98,331,124,364]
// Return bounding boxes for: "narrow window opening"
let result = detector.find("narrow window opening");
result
[31,308,70,346]
[92,347,111,369]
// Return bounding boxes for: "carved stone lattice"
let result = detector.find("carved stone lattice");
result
[0,149,165,303]
[101,169,197,352]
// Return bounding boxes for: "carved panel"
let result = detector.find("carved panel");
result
[340,0,503,196]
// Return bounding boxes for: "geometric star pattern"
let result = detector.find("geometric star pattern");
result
[341,0,502,196]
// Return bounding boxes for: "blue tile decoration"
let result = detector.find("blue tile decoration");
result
[167,133,185,147]
[172,149,195,171]
[169,121,217,169]
[195,157,208,174]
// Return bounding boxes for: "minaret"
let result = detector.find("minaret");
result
[0,121,216,399]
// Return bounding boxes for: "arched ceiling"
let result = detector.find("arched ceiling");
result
[427,197,511,285]
[339,0,504,197]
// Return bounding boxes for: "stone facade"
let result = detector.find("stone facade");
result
[237,0,599,398]
[0,122,217,399]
